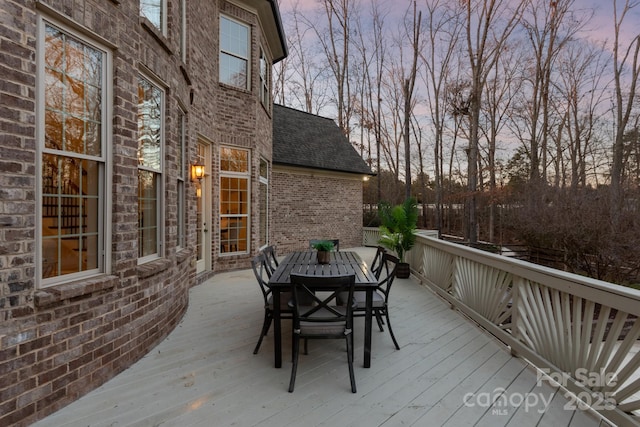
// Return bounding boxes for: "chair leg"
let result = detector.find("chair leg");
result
[384,309,400,350]
[346,334,357,393]
[289,334,300,392]
[374,311,384,332]
[253,312,272,354]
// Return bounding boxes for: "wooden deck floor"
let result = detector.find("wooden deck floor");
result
[33,248,611,427]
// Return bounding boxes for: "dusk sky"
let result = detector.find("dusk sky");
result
[276,0,639,45]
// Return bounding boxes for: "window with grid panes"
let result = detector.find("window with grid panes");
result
[137,76,164,261]
[39,19,109,285]
[220,15,249,89]
[220,147,250,254]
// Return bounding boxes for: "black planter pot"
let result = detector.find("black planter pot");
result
[317,251,331,264]
[396,262,410,278]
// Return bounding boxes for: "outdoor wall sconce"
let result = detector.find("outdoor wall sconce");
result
[191,164,205,182]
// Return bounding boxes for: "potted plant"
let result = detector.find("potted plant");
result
[377,197,418,278]
[311,240,335,264]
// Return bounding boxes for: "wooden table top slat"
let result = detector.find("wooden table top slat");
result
[269,251,377,287]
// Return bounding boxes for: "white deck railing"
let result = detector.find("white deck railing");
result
[403,233,640,426]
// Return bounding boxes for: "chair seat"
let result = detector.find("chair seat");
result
[297,306,348,335]
[338,290,385,308]
[267,292,294,311]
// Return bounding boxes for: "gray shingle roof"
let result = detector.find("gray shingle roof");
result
[273,104,374,175]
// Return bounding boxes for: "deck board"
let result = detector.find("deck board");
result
[32,248,607,427]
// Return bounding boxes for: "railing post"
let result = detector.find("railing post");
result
[510,276,524,358]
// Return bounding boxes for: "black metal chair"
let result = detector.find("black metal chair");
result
[340,253,401,350]
[251,253,292,354]
[261,245,279,277]
[370,246,387,279]
[309,239,340,251]
[288,273,357,393]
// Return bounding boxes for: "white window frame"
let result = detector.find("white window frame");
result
[177,108,186,249]
[36,16,112,287]
[219,15,250,90]
[219,147,251,255]
[137,74,165,263]
[258,158,269,248]
[140,0,167,35]
[259,47,270,108]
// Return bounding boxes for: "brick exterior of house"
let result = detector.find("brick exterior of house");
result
[0,0,284,425]
[271,167,365,253]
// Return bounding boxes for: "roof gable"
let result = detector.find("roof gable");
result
[272,104,373,175]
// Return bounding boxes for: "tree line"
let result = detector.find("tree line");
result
[274,0,640,285]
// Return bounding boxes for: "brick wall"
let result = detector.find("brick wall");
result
[0,0,205,424]
[189,1,274,273]
[271,167,365,253]
[0,0,281,424]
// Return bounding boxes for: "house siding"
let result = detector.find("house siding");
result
[0,0,278,425]
[271,167,364,253]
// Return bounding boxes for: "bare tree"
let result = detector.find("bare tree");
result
[461,0,528,244]
[370,3,388,202]
[553,40,608,190]
[610,0,640,212]
[480,43,523,241]
[274,4,328,114]
[401,1,422,199]
[520,0,585,184]
[378,72,403,181]
[420,0,463,236]
[313,0,357,139]
[351,2,389,202]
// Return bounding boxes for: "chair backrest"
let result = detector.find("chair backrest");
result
[261,245,278,276]
[370,246,387,279]
[289,274,355,331]
[309,239,340,251]
[377,254,399,303]
[251,253,271,304]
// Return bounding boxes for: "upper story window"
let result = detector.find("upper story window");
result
[137,75,164,262]
[140,0,166,34]
[220,15,249,89]
[39,19,110,286]
[259,47,270,108]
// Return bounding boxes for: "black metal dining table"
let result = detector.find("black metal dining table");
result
[268,250,378,369]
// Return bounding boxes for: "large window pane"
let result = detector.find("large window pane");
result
[140,0,163,31]
[220,147,250,254]
[41,22,105,284]
[177,111,185,248]
[138,170,158,258]
[220,147,248,172]
[220,177,248,215]
[220,17,248,57]
[41,155,101,278]
[138,77,162,171]
[137,76,163,260]
[219,16,249,88]
[220,217,247,253]
[44,25,103,157]
[259,181,267,247]
[259,158,268,247]
[259,48,270,107]
[220,54,247,88]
